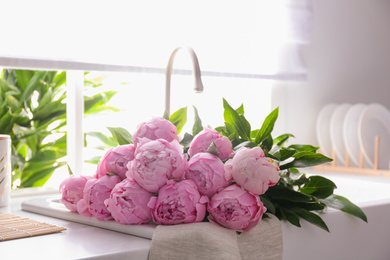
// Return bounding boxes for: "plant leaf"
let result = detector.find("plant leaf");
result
[321,194,368,222]
[294,208,329,232]
[268,146,297,161]
[261,134,273,152]
[223,99,251,141]
[180,132,194,148]
[84,91,117,114]
[273,133,295,147]
[299,176,337,199]
[107,127,132,145]
[169,107,187,134]
[21,71,47,103]
[87,131,118,147]
[15,70,33,90]
[280,208,301,227]
[260,195,276,214]
[254,107,279,144]
[266,185,314,203]
[192,106,203,136]
[280,152,333,170]
[289,144,319,153]
[206,142,219,157]
[233,141,257,150]
[67,164,74,176]
[85,156,102,165]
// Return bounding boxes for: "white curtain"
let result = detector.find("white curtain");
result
[0,0,313,80]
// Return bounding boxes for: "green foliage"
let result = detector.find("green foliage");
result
[214,99,367,232]
[0,69,116,188]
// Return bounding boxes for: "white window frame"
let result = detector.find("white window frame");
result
[1,54,304,195]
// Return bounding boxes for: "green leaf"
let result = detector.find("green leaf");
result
[21,71,47,103]
[169,107,187,134]
[291,201,326,211]
[260,195,276,214]
[254,107,279,144]
[0,110,13,133]
[163,110,169,120]
[268,146,297,161]
[20,149,67,187]
[233,141,257,150]
[192,106,203,136]
[280,208,301,227]
[85,156,102,165]
[206,142,219,157]
[87,131,118,147]
[273,133,294,147]
[6,95,21,112]
[291,174,309,186]
[67,164,74,176]
[54,71,67,87]
[107,127,132,145]
[266,185,314,203]
[294,208,329,232]
[299,176,337,199]
[84,91,117,114]
[15,70,33,90]
[21,162,66,187]
[224,122,237,138]
[321,194,368,222]
[261,134,273,152]
[37,86,53,108]
[41,134,67,152]
[223,99,251,141]
[33,100,66,121]
[180,132,194,148]
[280,152,333,170]
[289,144,319,153]
[235,104,245,115]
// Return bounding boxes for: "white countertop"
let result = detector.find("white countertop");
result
[2,170,390,260]
[0,193,151,260]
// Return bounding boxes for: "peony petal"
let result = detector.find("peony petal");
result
[195,203,206,222]
[147,196,158,209]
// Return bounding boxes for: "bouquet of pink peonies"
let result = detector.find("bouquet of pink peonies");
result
[60,99,367,232]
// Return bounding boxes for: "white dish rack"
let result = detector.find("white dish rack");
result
[315,136,390,177]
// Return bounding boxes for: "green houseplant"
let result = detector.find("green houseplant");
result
[0,69,117,188]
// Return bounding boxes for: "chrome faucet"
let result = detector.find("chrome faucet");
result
[165,47,204,116]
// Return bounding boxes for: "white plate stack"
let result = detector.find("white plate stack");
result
[316,103,390,170]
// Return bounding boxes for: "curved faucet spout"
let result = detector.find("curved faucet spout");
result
[165,47,204,116]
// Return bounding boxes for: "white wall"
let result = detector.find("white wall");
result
[272,0,390,146]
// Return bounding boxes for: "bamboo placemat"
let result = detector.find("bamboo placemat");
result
[0,212,66,241]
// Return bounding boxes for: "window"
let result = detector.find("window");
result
[0,0,313,190]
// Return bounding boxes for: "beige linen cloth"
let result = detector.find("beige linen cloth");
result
[148,215,282,260]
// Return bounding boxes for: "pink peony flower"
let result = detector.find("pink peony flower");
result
[147,180,208,225]
[77,198,92,217]
[105,178,154,225]
[128,139,187,193]
[59,175,91,212]
[185,153,230,197]
[79,175,121,221]
[207,184,265,232]
[97,144,135,180]
[228,147,280,195]
[132,117,179,147]
[188,128,235,161]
